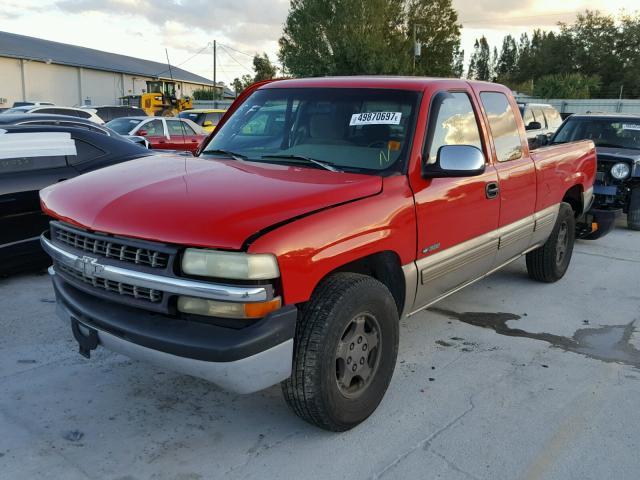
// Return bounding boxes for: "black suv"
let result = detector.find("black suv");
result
[551,113,640,230]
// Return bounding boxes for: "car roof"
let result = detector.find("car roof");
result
[568,113,640,119]
[0,113,100,124]
[181,109,226,113]
[260,76,506,92]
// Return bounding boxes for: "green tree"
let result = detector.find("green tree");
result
[232,74,254,95]
[467,36,491,81]
[278,0,461,77]
[495,35,518,83]
[533,73,601,99]
[253,53,278,81]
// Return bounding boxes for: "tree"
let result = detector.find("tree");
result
[278,0,461,77]
[232,74,254,95]
[495,35,518,83]
[253,53,277,81]
[533,73,601,99]
[467,36,491,81]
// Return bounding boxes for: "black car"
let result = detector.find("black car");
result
[0,125,153,273]
[551,113,640,230]
[85,105,147,123]
[0,113,149,148]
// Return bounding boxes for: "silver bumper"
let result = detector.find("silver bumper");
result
[51,267,293,394]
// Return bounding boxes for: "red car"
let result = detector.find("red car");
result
[40,77,611,431]
[106,116,207,153]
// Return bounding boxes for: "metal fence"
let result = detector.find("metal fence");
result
[514,97,640,115]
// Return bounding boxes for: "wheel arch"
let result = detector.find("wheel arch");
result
[562,184,585,216]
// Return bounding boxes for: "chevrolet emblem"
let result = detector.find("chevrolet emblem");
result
[75,255,104,279]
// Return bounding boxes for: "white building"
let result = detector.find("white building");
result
[0,31,231,108]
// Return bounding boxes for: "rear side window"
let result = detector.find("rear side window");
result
[532,108,546,128]
[522,108,534,126]
[68,139,106,165]
[74,110,92,119]
[544,108,562,129]
[480,92,523,162]
[426,92,483,164]
[142,119,164,136]
[167,120,191,135]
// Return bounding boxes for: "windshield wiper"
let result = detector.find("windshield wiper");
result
[202,149,248,161]
[261,154,341,172]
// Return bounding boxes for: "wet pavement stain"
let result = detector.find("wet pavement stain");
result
[429,307,640,368]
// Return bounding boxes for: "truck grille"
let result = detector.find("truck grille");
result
[52,223,169,269]
[58,263,163,303]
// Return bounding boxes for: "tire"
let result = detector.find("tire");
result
[526,202,576,283]
[281,273,399,431]
[628,187,640,231]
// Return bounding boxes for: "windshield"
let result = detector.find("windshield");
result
[553,118,640,150]
[179,112,206,124]
[106,118,143,134]
[203,88,420,174]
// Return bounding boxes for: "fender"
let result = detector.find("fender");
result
[247,175,417,305]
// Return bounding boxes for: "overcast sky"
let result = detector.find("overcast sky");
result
[1,0,638,85]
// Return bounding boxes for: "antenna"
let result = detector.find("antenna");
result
[164,48,191,152]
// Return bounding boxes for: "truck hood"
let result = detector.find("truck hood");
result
[596,147,640,163]
[40,155,382,250]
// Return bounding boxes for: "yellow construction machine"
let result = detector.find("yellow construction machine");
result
[121,80,193,117]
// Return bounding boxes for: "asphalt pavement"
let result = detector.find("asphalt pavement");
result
[1,222,639,480]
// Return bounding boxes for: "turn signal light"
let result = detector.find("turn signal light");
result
[177,296,282,319]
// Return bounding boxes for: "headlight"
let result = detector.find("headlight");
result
[610,162,630,180]
[182,248,279,280]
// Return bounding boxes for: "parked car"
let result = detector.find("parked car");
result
[518,102,563,149]
[178,109,226,133]
[12,101,55,107]
[0,113,149,148]
[0,125,152,274]
[551,113,640,230]
[40,77,607,432]
[82,105,147,123]
[1,105,104,124]
[105,116,207,153]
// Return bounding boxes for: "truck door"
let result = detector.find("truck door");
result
[410,90,500,310]
[478,92,537,266]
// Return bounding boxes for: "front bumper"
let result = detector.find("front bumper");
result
[50,267,297,393]
[576,207,622,240]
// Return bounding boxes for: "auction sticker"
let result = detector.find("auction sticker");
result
[622,123,640,131]
[350,112,402,126]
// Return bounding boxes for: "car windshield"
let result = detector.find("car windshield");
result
[106,118,143,134]
[553,118,640,150]
[202,87,420,174]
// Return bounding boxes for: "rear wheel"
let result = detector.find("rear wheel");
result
[281,273,399,431]
[526,202,575,282]
[628,187,640,231]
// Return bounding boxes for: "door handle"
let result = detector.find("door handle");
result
[485,182,500,199]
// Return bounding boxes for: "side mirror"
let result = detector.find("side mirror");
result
[526,121,542,131]
[535,134,548,147]
[202,120,213,127]
[423,145,486,178]
[136,129,148,136]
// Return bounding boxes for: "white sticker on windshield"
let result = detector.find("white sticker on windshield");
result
[350,112,402,126]
[622,123,640,131]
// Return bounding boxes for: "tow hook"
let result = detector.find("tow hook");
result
[71,318,99,359]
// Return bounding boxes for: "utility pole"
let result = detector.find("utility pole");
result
[412,24,422,74]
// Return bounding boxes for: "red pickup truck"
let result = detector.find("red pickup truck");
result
[40,77,605,431]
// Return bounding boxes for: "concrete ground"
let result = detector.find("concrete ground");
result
[1,223,639,480]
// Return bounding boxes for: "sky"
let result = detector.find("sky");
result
[1,0,639,86]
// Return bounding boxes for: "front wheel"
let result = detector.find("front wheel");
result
[282,273,399,431]
[628,187,640,231]
[526,202,576,282]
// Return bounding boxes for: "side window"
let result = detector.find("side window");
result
[426,92,484,164]
[522,108,534,126]
[0,155,67,173]
[480,92,523,162]
[167,120,189,136]
[532,108,546,128]
[241,112,270,135]
[206,112,222,124]
[181,123,197,135]
[68,139,106,165]
[142,120,164,136]
[36,108,56,115]
[544,108,562,129]
[74,110,91,119]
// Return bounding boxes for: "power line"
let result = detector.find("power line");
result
[217,42,254,58]
[219,45,254,74]
[154,43,211,77]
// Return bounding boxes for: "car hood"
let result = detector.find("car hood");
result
[596,147,640,163]
[40,155,383,250]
